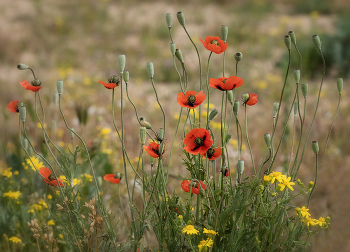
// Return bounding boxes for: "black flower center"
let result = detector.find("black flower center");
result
[207,148,215,158]
[194,137,204,146]
[48,174,55,181]
[210,40,219,45]
[187,95,196,106]
[108,75,120,85]
[190,181,199,188]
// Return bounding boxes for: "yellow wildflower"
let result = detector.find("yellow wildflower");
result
[58,234,64,239]
[38,199,48,208]
[182,225,199,235]
[198,238,214,250]
[2,168,12,178]
[48,220,55,226]
[264,175,272,183]
[56,191,60,196]
[178,215,183,219]
[82,173,93,182]
[9,236,21,244]
[59,176,68,184]
[278,177,295,191]
[296,207,311,218]
[3,190,21,200]
[36,122,47,129]
[73,178,82,186]
[28,209,34,213]
[25,156,43,171]
[31,204,43,211]
[14,171,19,175]
[316,217,326,227]
[301,217,318,227]
[270,172,283,184]
[203,228,218,235]
[47,195,52,200]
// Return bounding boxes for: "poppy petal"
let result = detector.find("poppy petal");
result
[246,93,258,106]
[7,101,20,113]
[20,80,42,92]
[99,81,117,89]
[104,174,121,184]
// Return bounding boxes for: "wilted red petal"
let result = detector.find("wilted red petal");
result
[39,167,63,187]
[181,180,206,194]
[7,101,20,113]
[104,174,121,184]
[144,142,164,158]
[246,93,258,106]
[99,81,117,89]
[20,80,42,92]
[202,147,222,160]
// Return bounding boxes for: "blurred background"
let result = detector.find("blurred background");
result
[1,0,350,251]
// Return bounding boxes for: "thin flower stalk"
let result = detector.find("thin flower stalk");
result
[245,105,256,174]
[307,154,318,207]
[205,52,213,128]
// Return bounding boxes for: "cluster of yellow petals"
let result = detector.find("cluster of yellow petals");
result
[2,168,13,178]
[264,171,295,191]
[182,225,199,235]
[25,156,44,171]
[9,236,22,243]
[203,228,218,235]
[198,238,214,250]
[296,206,329,227]
[3,190,21,200]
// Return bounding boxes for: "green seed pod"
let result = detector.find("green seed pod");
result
[140,117,152,129]
[123,70,129,83]
[19,104,26,122]
[225,133,232,146]
[118,55,126,73]
[97,176,102,187]
[31,79,41,87]
[69,128,74,140]
[177,12,185,27]
[175,49,184,63]
[146,62,154,78]
[325,216,330,224]
[272,102,279,118]
[237,160,244,174]
[208,108,218,121]
[294,102,300,117]
[284,35,291,50]
[17,63,29,70]
[187,220,192,225]
[337,78,343,96]
[312,35,322,50]
[56,79,63,94]
[235,52,243,62]
[242,93,249,103]
[22,137,28,150]
[221,25,228,42]
[158,128,164,141]
[288,31,296,44]
[140,127,146,145]
[312,141,319,154]
[297,179,305,188]
[114,172,122,179]
[264,133,271,147]
[233,101,240,115]
[227,90,234,104]
[294,69,300,84]
[166,13,172,28]
[288,222,294,231]
[170,43,176,56]
[301,83,308,98]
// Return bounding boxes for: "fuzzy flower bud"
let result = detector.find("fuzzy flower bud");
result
[118,55,126,73]
[297,179,305,188]
[175,49,184,63]
[208,109,218,121]
[235,52,243,62]
[56,79,63,94]
[237,160,244,174]
[227,90,234,104]
[312,141,319,154]
[140,117,151,129]
[294,102,300,117]
[140,127,146,145]
[221,25,228,42]
[17,63,29,70]
[294,69,300,84]
[301,83,308,98]
[284,35,291,50]
[312,35,322,50]
[233,101,240,115]
[123,70,129,83]
[264,133,271,147]
[272,102,279,118]
[166,13,172,28]
[19,103,26,122]
[146,62,154,78]
[288,31,296,44]
[177,12,185,27]
[170,43,176,56]
[337,78,343,96]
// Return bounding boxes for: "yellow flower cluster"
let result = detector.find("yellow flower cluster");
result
[3,190,21,200]
[24,156,44,171]
[182,225,199,235]
[264,171,295,191]
[28,199,48,213]
[48,220,55,226]
[296,207,330,227]
[81,173,93,182]
[9,236,21,244]
[2,167,12,178]
[198,238,214,250]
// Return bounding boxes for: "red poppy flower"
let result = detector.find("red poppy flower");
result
[199,36,227,54]
[209,76,243,91]
[104,174,121,184]
[7,101,20,113]
[177,90,205,108]
[99,81,117,89]
[202,147,222,160]
[144,142,164,158]
[184,128,213,155]
[181,180,206,195]
[223,168,229,177]
[20,80,42,92]
[39,167,64,187]
[245,93,258,106]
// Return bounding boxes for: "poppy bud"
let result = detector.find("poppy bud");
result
[123,70,129,83]
[233,101,240,115]
[337,78,343,96]
[284,35,291,50]
[149,156,155,165]
[264,133,271,147]
[312,35,322,50]
[272,102,279,118]
[140,117,152,129]
[114,172,122,179]
[288,31,296,45]
[200,188,206,197]
[17,63,29,70]
[307,181,314,191]
[146,62,154,78]
[69,128,74,140]
[301,83,308,98]
[175,49,184,63]
[312,141,319,154]
[118,55,126,73]
[166,13,172,28]
[221,25,228,42]
[294,102,300,117]
[294,69,300,84]
[31,79,42,87]
[140,127,146,145]
[23,137,28,150]
[19,104,26,122]
[237,160,244,174]
[56,79,63,94]
[97,176,102,187]
[158,128,164,141]
[227,90,234,104]
[208,108,218,121]
[170,43,176,56]
[177,11,185,27]
[234,52,243,62]
[225,133,232,146]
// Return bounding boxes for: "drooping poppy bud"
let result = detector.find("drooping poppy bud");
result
[177,12,185,27]
[166,13,172,28]
[312,35,322,50]
[140,117,152,129]
[140,127,146,145]
[208,109,218,121]
[175,49,184,63]
[19,103,26,122]
[123,70,129,83]
[312,141,319,154]
[272,102,279,118]
[170,43,176,56]
[294,102,300,117]
[288,31,296,44]
[233,101,240,115]
[337,78,343,96]
[294,69,300,84]
[237,160,244,174]
[227,90,234,104]
[69,128,74,140]
[284,35,291,50]
[264,133,271,147]
[17,63,29,70]
[301,83,308,98]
